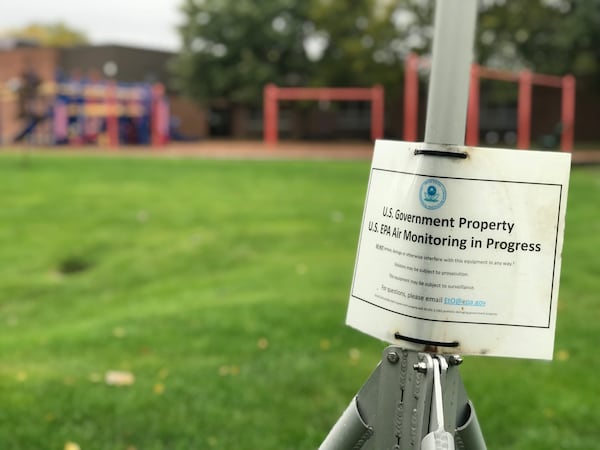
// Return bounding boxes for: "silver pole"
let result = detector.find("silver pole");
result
[424,0,478,146]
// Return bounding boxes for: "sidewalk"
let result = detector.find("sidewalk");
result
[158,141,600,165]
[570,150,600,165]
[5,140,600,164]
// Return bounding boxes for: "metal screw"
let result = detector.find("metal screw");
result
[387,351,400,364]
[448,355,463,366]
[413,361,427,373]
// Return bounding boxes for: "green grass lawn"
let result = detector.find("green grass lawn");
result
[0,151,598,449]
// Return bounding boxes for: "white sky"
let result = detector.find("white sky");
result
[1,0,183,52]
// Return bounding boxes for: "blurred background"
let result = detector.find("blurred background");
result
[1,0,600,147]
[1,1,599,449]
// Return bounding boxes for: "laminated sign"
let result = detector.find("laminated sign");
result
[346,140,571,359]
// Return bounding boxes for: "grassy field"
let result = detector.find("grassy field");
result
[0,151,598,449]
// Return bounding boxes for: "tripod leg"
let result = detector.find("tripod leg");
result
[319,396,373,450]
[454,401,486,450]
[319,348,487,449]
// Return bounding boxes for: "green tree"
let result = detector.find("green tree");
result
[307,0,600,88]
[6,22,88,47]
[172,0,435,105]
[172,0,313,105]
[477,0,599,76]
[306,0,433,96]
[172,0,600,107]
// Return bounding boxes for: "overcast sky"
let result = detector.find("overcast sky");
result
[2,0,182,52]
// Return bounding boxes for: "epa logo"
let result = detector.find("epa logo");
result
[419,178,446,210]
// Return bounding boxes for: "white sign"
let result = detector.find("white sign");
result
[346,140,571,360]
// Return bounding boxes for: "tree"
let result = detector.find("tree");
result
[310,0,600,90]
[477,0,600,78]
[6,22,88,47]
[306,0,433,96]
[172,0,437,105]
[172,0,600,108]
[172,0,314,105]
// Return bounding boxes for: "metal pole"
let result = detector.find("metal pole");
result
[320,4,485,449]
[465,64,480,146]
[517,70,533,149]
[263,84,278,146]
[371,85,385,141]
[403,52,420,141]
[560,75,576,152]
[424,0,478,146]
[106,80,119,149]
[319,397,372,450]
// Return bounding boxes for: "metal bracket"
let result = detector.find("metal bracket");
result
[319,347,486,450]
[421,356,455,450]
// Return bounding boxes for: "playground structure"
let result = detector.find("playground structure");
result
[466,64,575,151]
[402,52,575,151]
[1,53,575,151]
[0,77,169,148]
[263,84,385,146]
[264,53,575,152]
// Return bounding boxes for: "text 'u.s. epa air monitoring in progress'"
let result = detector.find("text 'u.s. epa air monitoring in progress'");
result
[346,140,571,360]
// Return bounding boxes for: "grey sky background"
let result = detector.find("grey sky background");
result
[2,0,182,51]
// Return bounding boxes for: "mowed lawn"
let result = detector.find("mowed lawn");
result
[0,151,598,450]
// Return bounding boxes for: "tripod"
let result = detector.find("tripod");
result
[320,1,484,448]
[319,348,486,449]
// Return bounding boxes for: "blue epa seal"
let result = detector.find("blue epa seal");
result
[419,178,446,210]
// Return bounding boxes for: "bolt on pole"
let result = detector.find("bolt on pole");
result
[424,0,478,146]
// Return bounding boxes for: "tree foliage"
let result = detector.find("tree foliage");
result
[172,0,600,105]
[6,22,88,47]
[172,0,436,104]
[477,0,600,80]
[306,0,433,96]
[172,0,313,105]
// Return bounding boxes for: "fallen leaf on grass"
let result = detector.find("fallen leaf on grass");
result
[257,337,269,350]
[320,339,331,350]
[136,210,149,223]
[112,327,127,338]
[349,348,361,362]
[330,210,345,222]
[105,370,135,386]
[295,263,307,275]
[556,349,570,361]
[218,365,240,376]
[16,371,28,382]
[64,442,81,450]
[89,372,102,383]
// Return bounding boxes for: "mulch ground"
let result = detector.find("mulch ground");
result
[134,140,600,165]
[7,140,600,164]
[110,140,376,161]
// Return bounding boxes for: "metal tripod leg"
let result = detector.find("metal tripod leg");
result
[320,2,485,448]
[319,347,486,450]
